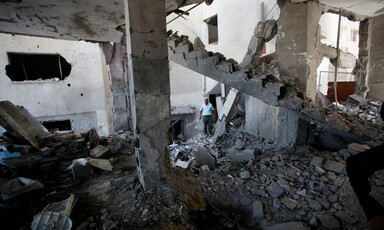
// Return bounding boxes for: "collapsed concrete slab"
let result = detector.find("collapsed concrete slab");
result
[0,101,50,150]
[212,89,241,143]
[168,31,293,108]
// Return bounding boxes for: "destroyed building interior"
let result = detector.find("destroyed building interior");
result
[1,0,384,229]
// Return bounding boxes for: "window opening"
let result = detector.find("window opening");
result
[5,53,71,81]
[205,15,218,44]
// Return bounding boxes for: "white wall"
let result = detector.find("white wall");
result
[0,34,113,136]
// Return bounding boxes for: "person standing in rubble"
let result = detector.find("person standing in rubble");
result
[346,102,384,230]
[199,97,215,136]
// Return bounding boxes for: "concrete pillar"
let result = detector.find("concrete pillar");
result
[124,0,171,190]
[276,2,322,101]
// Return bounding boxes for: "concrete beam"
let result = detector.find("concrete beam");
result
[125,0,171,191]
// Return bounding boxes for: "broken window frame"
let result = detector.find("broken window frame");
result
[204,14,218,44]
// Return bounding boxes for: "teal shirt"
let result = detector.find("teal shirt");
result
[200,103,214,116]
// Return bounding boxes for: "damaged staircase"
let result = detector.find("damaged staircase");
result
[168,20,301,109]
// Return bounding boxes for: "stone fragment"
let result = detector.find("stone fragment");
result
[348,94,368,105]
[317,214,340,230]
[277,179,290,192]
[227,149,255,162]
[194,144,215,170]
[235,139,245,149]
[266,181,284,198]
[281,197,299,210]
[348,143,371,155]
[102,219,118,230]
[328,195,338,203]
[333,177,345,187]
[338,149,350,160]
[324,160,345,174]
[296,189,307,196]
[273,198,281,208]
[310,216,318,226]
[307,198,322,211]
[335,211,356,224]
[240,170,251,179]
[326,172,337,181]
[310,156,323,167]
[315,166,326,175]
[200,165,210,173]
[252,200,264,219]
[90,145,111,159]
[265,222,310,230]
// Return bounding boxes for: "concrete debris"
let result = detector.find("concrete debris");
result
[194,144,216,170]
[90,145,111,159]
[348,94,368,106]
[317,214,340,230]
[252,200,264,219]
[0,177,44,200]
[266,181,284,198]
[240,170,251,179]
[168,30,302,108]
[266,222,310,230]
[323,160,346,175]
[348,143,371,155]
[0,101,50,150]
[281,197,299,210]
[175,159,189,169]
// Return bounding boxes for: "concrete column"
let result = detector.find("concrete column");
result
[124,0,171,190]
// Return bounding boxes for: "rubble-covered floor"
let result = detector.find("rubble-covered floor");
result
[1,100,384,230]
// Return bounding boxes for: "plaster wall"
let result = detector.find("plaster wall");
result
[0,34,113,136]
[367,14,384,101]
[245,95,298,147]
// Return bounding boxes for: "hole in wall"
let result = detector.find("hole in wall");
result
[317,13,360,102]
[41,119,71,133]
[5,53,71,81]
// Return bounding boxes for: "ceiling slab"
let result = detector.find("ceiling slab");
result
[320,0,384,18]
[0,0,206,42]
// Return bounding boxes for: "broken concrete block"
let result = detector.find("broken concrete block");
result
[0,101,49,149]
[310,156,324,167]
[265,222,310,230]
[240,170,251,179]
[72,163,93,180]
[194,144,215,170]
[273,198,281,209]
[252,200,264,219]
[315,166,326,175]
[348,94,368,106]
[348,143,371,155]
[254,21,265,37]
[335,211,356,224]
[339,149,351,160]
[175,159,189,169]
[235,138,245,150]
[281,197,299,210]
[307,198,323,211]
[90,145,111,159]
[324,160,345,174]
[317,214,340,230]
[227,149,255,162]
[193,37,205,51]
[266,181,284,198]
[200,165,210,173]
[262,19,278,42]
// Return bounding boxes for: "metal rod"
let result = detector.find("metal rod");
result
[334,12,342,108]
[167,3,202,25]
[20,56,28,80]
[58,54,63,80]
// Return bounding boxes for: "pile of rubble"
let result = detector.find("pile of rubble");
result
[0,101,135,229]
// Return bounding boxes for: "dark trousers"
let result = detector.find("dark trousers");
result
[203,115,212,134]
[346,144,384,219]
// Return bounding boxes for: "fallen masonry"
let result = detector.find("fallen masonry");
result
[0,98,384,229]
